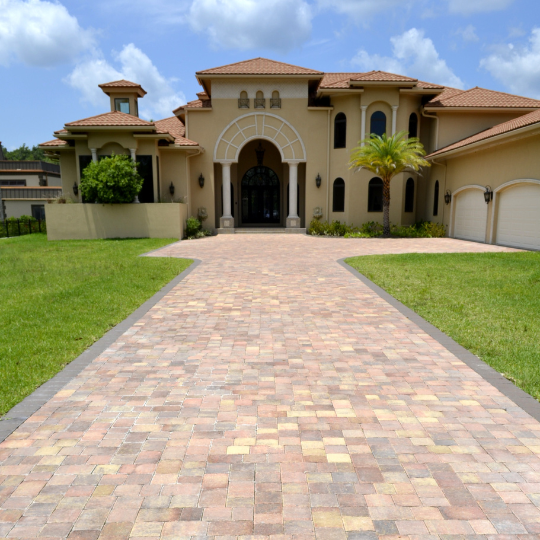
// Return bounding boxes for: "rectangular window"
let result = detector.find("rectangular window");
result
[114,98,130,114]
[136,156,154,203]
[0,180,26,186]
[31,205,45,220]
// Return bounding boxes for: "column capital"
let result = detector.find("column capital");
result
[360,105,368,111]
[286,160,302,167]
[392,105,399,111]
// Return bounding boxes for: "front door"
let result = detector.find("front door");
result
[241,166,280,224]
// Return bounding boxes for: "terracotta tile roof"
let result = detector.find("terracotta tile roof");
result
[99,79,142,88]
[319,73,365,89]
[173,98,213,113]
[350,71,417,83]
[428,109,540,158]
[39,139,69,147]
[197,57,323,76]
[416,80,445,90]
[154,116,199,146]
[65,111,154,127]
[426,87,540,108]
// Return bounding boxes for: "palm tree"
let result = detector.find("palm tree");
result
[349,131,430,237]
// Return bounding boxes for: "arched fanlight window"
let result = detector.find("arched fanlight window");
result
[433,180,440,216]
[239,91,249,108]
[370,111,386,137]
[334,113,347,149]
[408,113,418,138]
[368,178,383,212]
[271,90,281,108]
[404,178,414,213]
[333,178,345,212]
[255,90,265,109]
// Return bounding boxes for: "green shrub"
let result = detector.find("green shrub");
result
[80,154,143,204]
[186,216,202,238]
[307,219,359,236]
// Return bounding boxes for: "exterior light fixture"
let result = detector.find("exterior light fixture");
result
[199,173,205,188]
[484,185,493,204]
[315,173,322,188]
[444,189,451,205]
[169,182,175,196]
[73,182,79,196]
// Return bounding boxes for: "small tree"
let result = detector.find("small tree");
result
[349,131,430,237]
[80,154,143,204]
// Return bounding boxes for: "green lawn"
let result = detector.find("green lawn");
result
[0,235,191,415]
[346,252,540,400]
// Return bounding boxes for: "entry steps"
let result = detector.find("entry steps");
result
[217,227,306,235]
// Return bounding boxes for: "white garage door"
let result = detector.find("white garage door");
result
[496,183,540,250]
[454,189,488,242]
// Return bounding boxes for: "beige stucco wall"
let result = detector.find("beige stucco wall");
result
[425,132,540,240]
[4,201,47,219]
[45,202,188,240]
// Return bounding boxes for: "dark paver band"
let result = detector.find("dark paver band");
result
[0,257,200,444]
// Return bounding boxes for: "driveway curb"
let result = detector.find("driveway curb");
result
[339,258,540,422]
[0,258,202,443]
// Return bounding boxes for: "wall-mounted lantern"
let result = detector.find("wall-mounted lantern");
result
[484,185,493,204]
[73,182,79,196]
[444,189,451,205]
[315,173,322,188]
[169,182,175,196]
[199,173,205,188]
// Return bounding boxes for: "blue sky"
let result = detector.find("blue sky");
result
[1,0,540,149]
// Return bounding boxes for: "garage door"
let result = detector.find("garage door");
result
[496,183,540,250]
[454,189,487,242]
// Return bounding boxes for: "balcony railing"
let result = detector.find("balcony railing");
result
[238,98,250,108]
[254,98,266,109]
[0,161,60,173]
[0,187,62,199]
[270,98,281,109]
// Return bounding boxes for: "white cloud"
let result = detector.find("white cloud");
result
[480,28,540,99]
[0,0,94,67]
[456,24,479,42]
[352,28,465,89]
[189,0,312,51]
[446,0,514,15]
[66,44,186,119]
[316,0,417,23]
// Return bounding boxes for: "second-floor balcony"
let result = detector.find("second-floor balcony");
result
[254,98,266,109]
[238,98,250,108]
[0,187,63,200]
[270,98,281,109]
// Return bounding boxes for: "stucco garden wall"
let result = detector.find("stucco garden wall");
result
[45,203,188,240]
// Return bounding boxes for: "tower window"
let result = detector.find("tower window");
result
[334,113,347,149]
[370,111,386,137]
[114,98,130,114]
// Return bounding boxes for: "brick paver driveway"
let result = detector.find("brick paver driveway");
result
[2,235,539,540]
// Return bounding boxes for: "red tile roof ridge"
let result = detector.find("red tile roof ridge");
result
[427,109,540,158]
[65,111,154,127]
[39,139,69,147]
[197,57,323,76]
[154,116,198,146]
[98,79,142,88]
[427,86,540,108]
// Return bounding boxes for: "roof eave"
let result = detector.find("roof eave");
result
[197,73,323,81]
[424,106,540,112]
[64,125,155,132]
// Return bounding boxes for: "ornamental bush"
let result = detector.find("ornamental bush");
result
[80,154,143,204]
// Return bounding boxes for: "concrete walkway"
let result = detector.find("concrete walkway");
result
[2,236,539,540]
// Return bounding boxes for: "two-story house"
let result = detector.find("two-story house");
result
[40,58,540,250]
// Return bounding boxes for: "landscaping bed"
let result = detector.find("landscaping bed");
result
[0,235,191,415]
[308,219,445,238]
[346,252,540,400]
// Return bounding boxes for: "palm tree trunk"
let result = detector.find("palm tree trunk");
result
[382,178,391,237]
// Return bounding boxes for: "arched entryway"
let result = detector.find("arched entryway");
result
[241,165,280,224]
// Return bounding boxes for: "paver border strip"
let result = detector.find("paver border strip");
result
[338,257,540,422]
[0,257,202,443]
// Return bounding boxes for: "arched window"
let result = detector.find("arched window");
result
[404,178,414,213]
[239,91,249,109]
[334,113,347,149]
[333,178,345,212]
[271,90,281,109]
[408,113,418,138]
[370,111,386,137]
[433,180,439,216]
[368,178,383,212]
[255,90,265,109]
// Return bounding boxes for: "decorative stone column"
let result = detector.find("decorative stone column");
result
[91,148,97,163]
[360,106,367,145]
[392,106,399,136]
[286,162,300,228]
[130,148,136,162]
[220,162,234,229]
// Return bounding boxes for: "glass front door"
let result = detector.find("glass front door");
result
[241,166,280,224]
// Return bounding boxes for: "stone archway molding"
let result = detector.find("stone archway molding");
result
[214,112,306,163]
